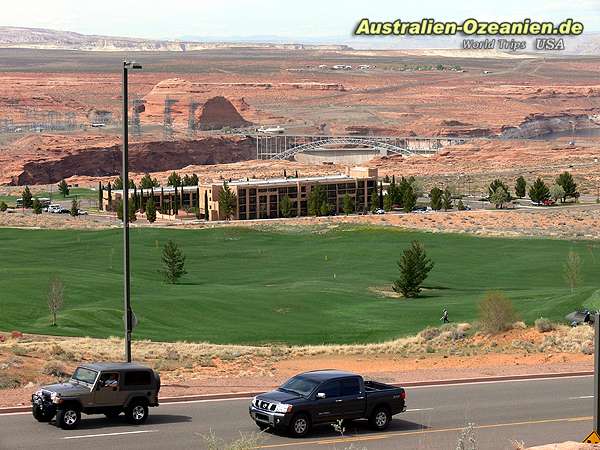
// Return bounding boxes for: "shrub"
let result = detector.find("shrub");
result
[478,291,518,334]
[10,345,28,356]
[534,317,555,333]
[582,340,594,355]
[419,326,442,341]
[0,374,21,389]
[11,331,23,339]
[42,360,68,378]
[201,430,264,450]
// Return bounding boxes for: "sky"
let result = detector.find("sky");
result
[2,0,599,40]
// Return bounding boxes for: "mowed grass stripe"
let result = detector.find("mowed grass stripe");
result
[0,226,597,345]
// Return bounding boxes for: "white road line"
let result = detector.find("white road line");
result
[405,408,434,412]
[63,430,158,440]
[408,374,593,389]
[569,395,594,400]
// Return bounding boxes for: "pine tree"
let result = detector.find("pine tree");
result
[308,184,327,216]
[145,196,157,223]
[116,199,136,221]
[528,177,550,205]
[393,241,435,298]
[370,189,379,213]
[58,179,69,197]
[32,198,42,214]
[70,199,79,217]
[173,184,178,215]
[107,182,112,210]
[556,171,578,202]
[189,174,199,185]
[402,185,416,213]
[167,171,181,187]
[22,186,33,208]
[139,173,159,189]
[488,179,510,199]
[442,188,453,210]
[98,182,103,211]
[343,193,354,215]
[218,182,237,220]
[204,190,209,221]
[383,194,394,212]
[457,199,466,210]
[430,187,443,211]
[279,195,293,218]
[515,176,527,198]
[159,240,187,284]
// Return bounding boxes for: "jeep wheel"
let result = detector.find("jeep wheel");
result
[126,400,148,425]
[289,413,310,437]
[57,407,81,430]
[32,407,54,423]
[369,406,390,431]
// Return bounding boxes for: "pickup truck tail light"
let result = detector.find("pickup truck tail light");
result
[400,391,406,400]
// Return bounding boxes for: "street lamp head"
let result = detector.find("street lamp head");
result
[123,61,143,70]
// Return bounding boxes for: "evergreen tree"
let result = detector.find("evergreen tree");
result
[116,199,137,221]
[488,179,510,199]
[159,240,187,284]
[308,184,327,216]
[32,198,42,214]
[70,199,79,217]
[173,184,179,215]
[58,179,69,197]
[98,182,103,211]
[370,189,379,213]
[392,241,435,298]
[342,193,354,215]
[145,196,157,223]
[139,173,159,189]
[457,199,466,211]
[378,181,384,209]
[442,188,453,210]
[218,182,237,220]
[383,193,394,212]
[529,177,550,205]
[189,173,199,185]
[22,186,33,208]
[556,171,578,202]
[515,176,527,198]
[279,195,293,218]
[182,174,191,186]
[430,187,443,211]
[107,182,112,210]
[204,190,209,221]
[319,202,332,216]
[0,201,7,212]
[113,176,134,190]
[167,171,181,187]
[402,185,417,213]
[490,186,510,209]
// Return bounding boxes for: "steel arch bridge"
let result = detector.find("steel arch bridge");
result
[256,134,467,160]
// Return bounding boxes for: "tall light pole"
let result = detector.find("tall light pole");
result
[122,61,142,362]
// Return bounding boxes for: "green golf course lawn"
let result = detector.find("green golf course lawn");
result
[0,226,597,345]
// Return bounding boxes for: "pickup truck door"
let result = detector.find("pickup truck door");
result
[313,380,343,423]
[339,377,365,419]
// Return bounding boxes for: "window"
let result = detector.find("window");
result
[341,378,361,396]
[124,370,152,386]
[319,381,341,398]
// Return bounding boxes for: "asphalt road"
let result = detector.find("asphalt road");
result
[0,376,595,450]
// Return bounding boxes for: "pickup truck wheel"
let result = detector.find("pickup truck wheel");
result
[57,407,81,430]
[289,413,310,437]
[32,407,53,422]
[369,407,390,431]
[126,401,148,425]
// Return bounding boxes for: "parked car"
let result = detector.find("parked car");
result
[31,362,160,429]
[47,204,62,214]
[249,370,406,437]
[542,199,556,206]
[59,207,70,214]
[374,208,385,215]
[77,209,88,215]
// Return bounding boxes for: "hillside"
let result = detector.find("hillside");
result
[0,26,351,52]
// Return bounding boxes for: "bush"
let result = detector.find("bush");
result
[42,360,68,378]
[419,326,442,341]
[582,340,594,355]
[0,374,21,389]
[534,317,555,333]
[10,345,28,356]
[478,291,518,334]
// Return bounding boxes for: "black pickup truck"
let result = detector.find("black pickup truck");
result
[249,370,406,437]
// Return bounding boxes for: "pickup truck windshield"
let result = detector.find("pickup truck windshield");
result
[71,367,98,385]
[279,376,319,397]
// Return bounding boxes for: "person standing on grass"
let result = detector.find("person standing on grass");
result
[441,308,449,324]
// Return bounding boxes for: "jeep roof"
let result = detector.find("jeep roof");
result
[78,362,152,372]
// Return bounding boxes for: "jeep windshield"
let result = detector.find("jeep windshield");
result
[70,367,98,386]
[278,376,319,398]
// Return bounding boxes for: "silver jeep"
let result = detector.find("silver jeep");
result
[31,362,160,429]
